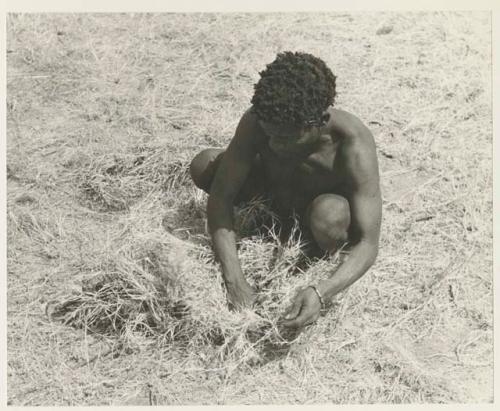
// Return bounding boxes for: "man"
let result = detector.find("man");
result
[190,51,382,330]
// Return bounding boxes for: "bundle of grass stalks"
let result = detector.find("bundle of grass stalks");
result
[47,241,187,341]
[48,194,344,366]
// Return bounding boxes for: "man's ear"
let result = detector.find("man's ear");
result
[321,111,330,125]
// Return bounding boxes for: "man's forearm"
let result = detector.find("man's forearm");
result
[317,241,378,301]
[207,195,245,283]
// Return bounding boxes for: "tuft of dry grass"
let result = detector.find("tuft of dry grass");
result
[46,191,345,369]
[7,12,492,405]
[71,147,191,212]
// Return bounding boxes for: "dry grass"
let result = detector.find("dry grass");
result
[6,12,492,405]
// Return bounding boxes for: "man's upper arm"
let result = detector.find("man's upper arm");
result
[344,126,382,246]
[349,176,382,247]
[209,109,260,202]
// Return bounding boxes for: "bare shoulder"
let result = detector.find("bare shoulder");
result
[329,108,374,145]
[219,107,266,168]
[329,108,379,188]
[230,107,265,147]
[239,107,259,129]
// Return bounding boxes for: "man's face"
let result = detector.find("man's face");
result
[259,120,322,158]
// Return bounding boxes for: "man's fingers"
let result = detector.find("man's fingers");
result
[284,297,302,320]
[282,309,310,328]
[281,317,300,328]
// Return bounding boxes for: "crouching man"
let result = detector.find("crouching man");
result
[190,51,382,330]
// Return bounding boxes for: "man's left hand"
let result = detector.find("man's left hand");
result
[281,286,322,329]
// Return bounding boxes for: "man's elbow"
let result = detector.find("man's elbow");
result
[208,192,234,215]
[367,245,378,267]
[358,239,379,268]
[207,193,234,230]
[367,241,379,267]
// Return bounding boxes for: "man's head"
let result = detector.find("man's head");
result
[251,51,337,128]
[251,52,336,157]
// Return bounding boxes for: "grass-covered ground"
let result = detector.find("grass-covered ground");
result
[6,12,492,405]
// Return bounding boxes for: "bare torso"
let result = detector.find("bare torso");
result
[253,108,358,217]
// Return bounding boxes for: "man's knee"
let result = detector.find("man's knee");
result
[189,148,223,192]
[306,194,351,251]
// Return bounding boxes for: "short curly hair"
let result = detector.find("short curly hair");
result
[251,51,337,126]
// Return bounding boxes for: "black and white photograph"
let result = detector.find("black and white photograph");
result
[4,8,494,406]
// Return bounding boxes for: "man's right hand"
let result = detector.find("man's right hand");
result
[226,279,256,310]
